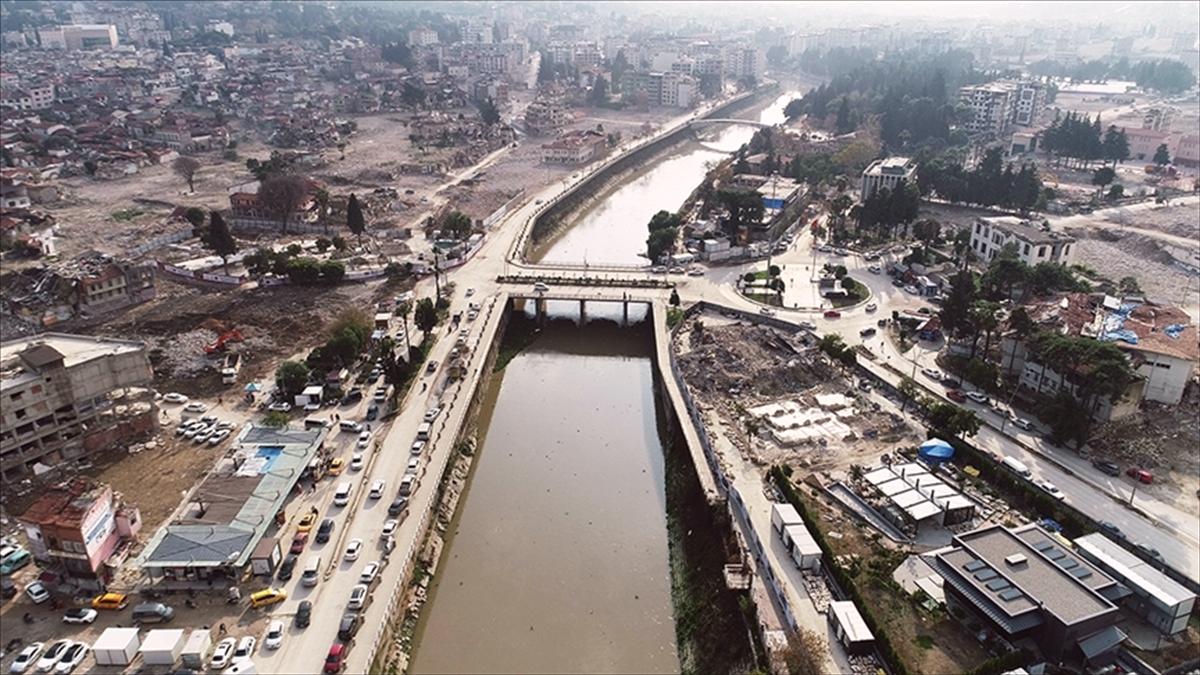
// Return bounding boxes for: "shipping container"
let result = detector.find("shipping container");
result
[771,503,802,535]
[140,629,185,666]
[180,629,212,669]
[92,627,141,666]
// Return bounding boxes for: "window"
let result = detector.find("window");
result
[1023,243,1030,255]
[10,391,22,402]
[1038,246,1046,257]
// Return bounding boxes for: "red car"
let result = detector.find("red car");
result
[946,389,967,403]
[290,532,309,554]
[1126,467,1153,484]
[823,310,841,318]
[324,643,347,673]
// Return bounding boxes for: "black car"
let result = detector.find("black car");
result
[277,554,297,581]
[859,327,877,338]
[341,389,363,405]
[295,600,312,628]
[892,279,904,287]
[315,518,335,544]
[1092,459,1121,477]
[1098,520,1126,540]
[388,496,408,517]
[365,404,379,422]
[338,613,360,641]
[1135,543,1165,564]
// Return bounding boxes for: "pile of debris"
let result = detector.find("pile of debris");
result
[1089,389,1200,480]
[674,321,832,404]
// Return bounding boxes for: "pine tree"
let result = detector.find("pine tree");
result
[205,211,238,272]
[346,193,365,246]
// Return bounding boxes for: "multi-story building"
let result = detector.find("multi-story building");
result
[1173,133,1199,167]
[1118,126,1170,162]
[1074,533,1195,636]
[969,216,1076,266]
[1142,107,1176,133]
[460,16,493,44]
[408,27,439,47]
[630,71,696,108]
[0,83,55,111]
[524,97,572,135]
[1,334,154,482]
[18,478,142,587]
[540,130,606,164]
[37,24,119,50]
[1011,81,1045,126]
[860,157,917,200]
[959,83,1016,135]
[924,524,1127,667]
[724,45,764,81]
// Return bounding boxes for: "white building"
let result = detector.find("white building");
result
[860,157,916,200]
[969,216,1075,266]
[0,83,54,111]
[37,24,118,50]
[408,27,438,47]
[1074,533,1196,636]
[959,80,1045,134]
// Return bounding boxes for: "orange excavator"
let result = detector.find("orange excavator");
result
[204,329,244,354]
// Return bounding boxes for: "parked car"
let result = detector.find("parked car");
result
[423,407,442,422]
[946,389,967,403]
[267,402,292,413]
[1126,467,1153,484]
[210,638,236,669]
[966,391,989,404]
[867,265,881,274]
[1135,543,1165,564]
[9,642,44,674]
[1098,521,1125,540]
[347,584,368,610]
[51,644,87,674]
[290,532,309,553]
[823,310,841,318]
[25,581,50,604]
[324,644,347,674]
[264,621,285,650]
[920,368,943,382]
[232,636,256,663]
[249,587,287,609]
[388,496,408,517]
[903,285,920,294]
[341,389,363,405]
[360,562,380,586]
[0,548,31,574]
[162,393,188,404]
[344,539,363,562]
[294,600,312,629]
[35,641,71,673]
[61,609,97,625]
[1092,460,1121,477]
[183,402,207,414]
[316,519,335,544]
[277,555,298,582]
[1010,416,1033,431]
[864,302,878,312]
[381,519,399,540]
[758,307,776,317]
[208,429,231,446]
[1036,480,1066,500]
[891,279,905,288]
[859,327,876,338]
[337,613,360,641]
[131,602,174,624]
[365,404,379,421]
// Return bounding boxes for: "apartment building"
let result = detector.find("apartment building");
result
[958,81,1044,135]
[408,27,439,47]
[630,71,696,108]
[1142,106,1176,133]
[969,216,1075,266]
[540,130,606,164]
[860,157,917,200]
[524,98,572,135]
[37,24,119,50]
[0,334,153,482]
[0,83,55,111]
[18,478,142,587]
[724,45,765,81]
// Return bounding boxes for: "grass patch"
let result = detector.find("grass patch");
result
[915,635,936,650]
[743,291,782,307]
[493,312,540,372]
[666,307,684,329]
[830,276,870,307]
[111,208,145,221]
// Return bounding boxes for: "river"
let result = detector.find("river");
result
[410,303,679,674]
[537,89,804,266]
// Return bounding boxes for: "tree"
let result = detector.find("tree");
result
[478,97,500,126]
[589,76,609,106]
[1153,143,1171,166]
[899,376,919,413]
[396,301,412,354]
[1091,166,1116,196]
[1005,307,1036,376]
[258,174,309,234]
[285,257,321,285]
[646,209,680,262]
[319,260,345,284]
[1101,125,1129,165]
[346,193,365,245]
[1106,184,1124,201]
[780,628,826,675]
[275,360,311,398]
[440,210,472,240]
[173,157,201,193]
[414,297,438,334]
[940,269,977,339]
[1118,276,1142,295]
[928,402,981,438]
[262,411,290,428]
[203,211,238,271]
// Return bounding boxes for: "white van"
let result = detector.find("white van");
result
[333,482,352,506]
[1002,456,1032,479]
[301,557,321,587]
[339,420,362,433]
[416,423,432,441]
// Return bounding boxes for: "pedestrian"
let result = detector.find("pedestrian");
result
[219,623,227,636]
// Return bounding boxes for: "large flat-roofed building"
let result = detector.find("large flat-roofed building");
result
[860,157,916,200]
[925,524,1127,666]
[1073,535,1195,635]
[970,216,1076,266]
[1,334,153,482]
[37,24,119,50]
[136,425,327,584]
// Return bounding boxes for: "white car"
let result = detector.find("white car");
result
[1037,480,1066,500]
[208,429,232,446]
[61,608,97,625]
[758,307,776,317]
[360,561,380,585]
[183,402,208,414]
[405,457,420,475]
[920,368,943,382]
[865,303,878,312]
[267,402,292,413]
[264,621,285,650]
[381,519,399,540]
[51,644,87,675]
[210,638,237,669]
[303,402,320,412]
[357,431,371,449]
[903,285,920,294]
[867,265,882,274]
[423,407,442,422]
[687,268,705,276]
[1010,416,1033,431]
[966,391,989,404]
[350,452,365,471]
[344,539,363,562]
[347,583,368,610]
[25,581,50,604]
[368,481,386,499]
[162,393,188,404]
[9,642,44,674]
[410,441,425,456]
[232,636,256,663]
[176,420,202,436]
[194,428,214,444]
[35,641,70,672]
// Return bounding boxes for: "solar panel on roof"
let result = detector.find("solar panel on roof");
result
[1070,567,1093,579]
[998,588,1023,601]
[1046,548,1066,560]
[963,560,986,572]
[1058,558,1079,570]
[1032,539,1054,552]
[974,569,998,581]
[985,579,1010,591]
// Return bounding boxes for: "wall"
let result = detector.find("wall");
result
[82,409,157,453]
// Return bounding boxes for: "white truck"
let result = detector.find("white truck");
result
[221,353,241,385]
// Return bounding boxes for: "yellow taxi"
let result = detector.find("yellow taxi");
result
[91,592,129,610]
[249,587,288,609]
[296,512,317,532]
[328,457,346,476]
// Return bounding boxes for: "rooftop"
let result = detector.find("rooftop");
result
[1,333,146,392]
[18,478,110,528]
[864,156,916,176]
[980,216,1072,246]
[1074,533,1195,609]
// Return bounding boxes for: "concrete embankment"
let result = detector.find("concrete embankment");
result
[524,84,781,260]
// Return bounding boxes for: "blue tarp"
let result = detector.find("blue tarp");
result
[1164,324,1186,339]
[919,438,955,462]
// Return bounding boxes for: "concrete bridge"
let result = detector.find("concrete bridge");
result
[687,117,772,129]
[506,284,666,324]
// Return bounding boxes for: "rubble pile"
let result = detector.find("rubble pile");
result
[1089,389,1200,479]
[675,321,833,402]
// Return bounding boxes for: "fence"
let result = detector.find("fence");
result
[359,294,505,672]
[156,261,250,287]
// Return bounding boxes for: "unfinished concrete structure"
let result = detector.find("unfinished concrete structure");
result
[0,333,153,481]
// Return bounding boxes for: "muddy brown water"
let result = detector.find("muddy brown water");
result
[410,303,681,674]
